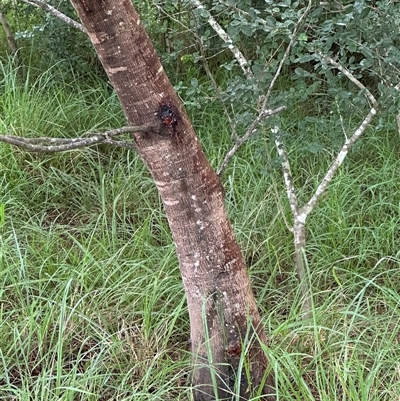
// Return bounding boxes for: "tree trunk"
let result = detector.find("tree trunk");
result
[70,1,275,399]
[0,8,24,77]
[0,10,19,55]
[293,219,311,319]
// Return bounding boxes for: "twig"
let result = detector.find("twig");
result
[299,106,377,222]
[264,135,293,232]
[0,126,156,153]
[192,14,238,140]
[260,0,312,108]
[19,0,86,34]
[316,51,376,106]
[217,106,286,175]
[397,112,400,137]
[189,0,253,79]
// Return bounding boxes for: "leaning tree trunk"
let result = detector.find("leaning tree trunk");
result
[0,8,23,76]
[0,10,18,54]
[70,1,275,399]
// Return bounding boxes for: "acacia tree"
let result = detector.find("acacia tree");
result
[1,0,278,399]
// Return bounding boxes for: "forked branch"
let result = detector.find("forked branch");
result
[272,52,379,318]
[297,52,379,222]
[217,106,286,175]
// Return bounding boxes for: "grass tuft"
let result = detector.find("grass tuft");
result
[1,59,400,399]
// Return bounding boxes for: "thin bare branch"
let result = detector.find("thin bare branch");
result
[263,133,293,233]
[189,0,253,79]
[260,0,312,108]
[273,127,297,231]
[19,0,86,33]
[297,54,379,222]
[217,106,286,175]
[299,106,377,221]
[316,51,377,107]
[0,126,156,153]
[193,18,238,140]
[397,112,400,137]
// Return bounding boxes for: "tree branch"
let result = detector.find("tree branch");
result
[315,51,377,106]
[19,0,86,34]
[298,53,378,223]
[272,127,296,232]
[299,106,377,221]
[260,0,312,108]
[192,16,238,140]
[189,0,253,79]
[217,106,286,175]
[0,126,156,153]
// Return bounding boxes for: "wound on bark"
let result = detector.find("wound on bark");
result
[158,101,180,141]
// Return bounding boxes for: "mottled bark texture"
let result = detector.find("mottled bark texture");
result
[70,1,275,399]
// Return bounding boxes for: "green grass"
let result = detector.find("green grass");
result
[1,59,400,400]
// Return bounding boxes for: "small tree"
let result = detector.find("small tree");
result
[1,0,279,399]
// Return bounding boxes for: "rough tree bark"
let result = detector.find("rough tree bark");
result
[69,0,275,400]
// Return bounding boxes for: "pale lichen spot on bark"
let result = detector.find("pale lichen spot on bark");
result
[108,66,128,74]
[154,180,167,188]
[297,212,307,224]
[156,65,164,76]
[164,199,180,206]
[91,35,101,45]
[223,258,237,272]
[196,220,206,230]
[225,323,236,334]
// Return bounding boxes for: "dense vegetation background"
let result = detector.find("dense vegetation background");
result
[1,1,400,399]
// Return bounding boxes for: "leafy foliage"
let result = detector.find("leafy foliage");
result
[150,0,400,146]
[1,0,101,81]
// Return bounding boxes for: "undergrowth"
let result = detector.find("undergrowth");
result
[1,61,400,400]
